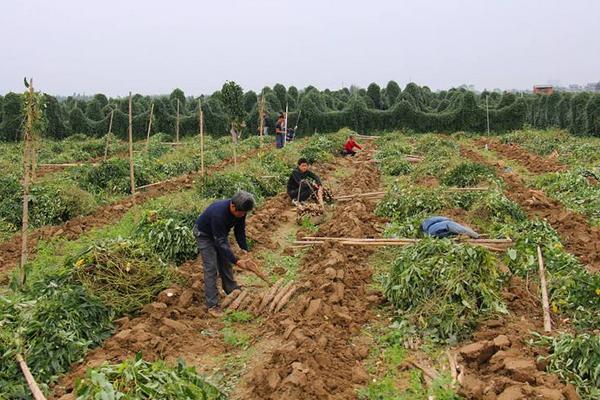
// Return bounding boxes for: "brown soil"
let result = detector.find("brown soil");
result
[461,145,600,273]
[456,277,576,400]
[236,151,383,399]
[475,138,567,174]
[50,189,296,399]
[0,148,262,279]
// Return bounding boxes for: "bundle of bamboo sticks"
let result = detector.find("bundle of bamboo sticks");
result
[293,236,512,251]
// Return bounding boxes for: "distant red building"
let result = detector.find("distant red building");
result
[533,85,554,95]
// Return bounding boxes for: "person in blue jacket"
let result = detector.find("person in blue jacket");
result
[421,216,480,238]
[192,191,255,317]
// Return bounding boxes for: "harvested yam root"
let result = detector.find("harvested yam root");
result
[223,280,299,314]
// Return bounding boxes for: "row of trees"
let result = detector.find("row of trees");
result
[1,81,599,141]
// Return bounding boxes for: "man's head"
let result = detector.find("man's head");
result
[297,157,309,173]
[348,135,354,140]
[230,191,255,217]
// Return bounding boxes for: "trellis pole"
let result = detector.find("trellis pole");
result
[199,98,205,177]
[283,103,288,147]
[176,99,180,143]
[145,102,154,153]
[19,78,35,286]
[103,108,114,161]
[258,94,265,148]
[486,95,490,135]
[127,92,136,196]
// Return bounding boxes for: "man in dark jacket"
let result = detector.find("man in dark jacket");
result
[192,191,255,317]
[287,158,323,203]
[275,113,285,149]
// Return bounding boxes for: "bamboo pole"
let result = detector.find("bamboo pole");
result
[39,163,99,167]
[258,95,265,148]
[144,102,154,154]
[103,108,114,161]
[301,236,512,244]
[19,78,34,286]
[537,245,552,332]
[127,92,136,196]
[231,122,237,166]
[176,99,180,143]
[16,354,47,400]
[199,98,205,177]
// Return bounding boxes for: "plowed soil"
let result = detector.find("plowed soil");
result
[51,146,384,400]
[461,145,600,273]
[474,138,567,174]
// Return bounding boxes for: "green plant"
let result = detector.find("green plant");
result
[221,327,250,348]
[441,162,495,187]
[384,238,507,340]
[70,238,174,314]
[134,209,198,265]
[502,220,600,328]
[533,333,600,399]
[534,170,600,226]
[0,279,113,397]
[75,354,226,399]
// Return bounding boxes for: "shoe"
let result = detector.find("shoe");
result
[208,307,224,318]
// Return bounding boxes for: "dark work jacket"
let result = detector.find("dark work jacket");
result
[194,199,248,264]
[287,168,322,194]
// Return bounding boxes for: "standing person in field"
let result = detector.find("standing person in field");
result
[262,112,270,136]
[342,135,362,156]
[275,113,285,149]
[287,158,324,204]
[192,191,255,318]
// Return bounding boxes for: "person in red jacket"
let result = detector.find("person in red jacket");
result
[342,135,362,156]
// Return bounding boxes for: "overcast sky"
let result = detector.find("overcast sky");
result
[1,0,598,96]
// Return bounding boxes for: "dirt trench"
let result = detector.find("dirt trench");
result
[461,145,600,273]
[0,148,262,279]
[235,152,384,399]
[474,138,567,174]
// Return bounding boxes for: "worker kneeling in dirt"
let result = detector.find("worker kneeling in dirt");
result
[287,158,324,204]
[193,191,255,318]
[342,135,362,156]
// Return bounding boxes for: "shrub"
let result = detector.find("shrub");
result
[441,162,495,187]
[134,209,198,265]
[384,239,507,340]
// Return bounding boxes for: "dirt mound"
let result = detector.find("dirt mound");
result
[461,146,600,273]
[455,276,575,400]
[476,139,567,174]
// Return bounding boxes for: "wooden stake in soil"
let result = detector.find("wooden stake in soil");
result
[199,98,205,177]
[537,245,552,332]
[19,78,35,286]
[144,102,154,154]
[16,353,47,400]
[127,92,136,196]
[231,122,238,166]
[175,98,180,143]
[103,108,114,161]
[258,94,265,148]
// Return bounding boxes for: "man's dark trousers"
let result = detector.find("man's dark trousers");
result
[194,229,239,308]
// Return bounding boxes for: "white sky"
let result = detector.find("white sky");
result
[1,0,598,96]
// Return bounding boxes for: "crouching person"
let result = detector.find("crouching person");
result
[192,191,255,317]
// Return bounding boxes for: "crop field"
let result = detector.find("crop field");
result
[1,84,599,400]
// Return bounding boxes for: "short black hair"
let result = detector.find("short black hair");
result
[297,158,309,166]
[231,191,255,212]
